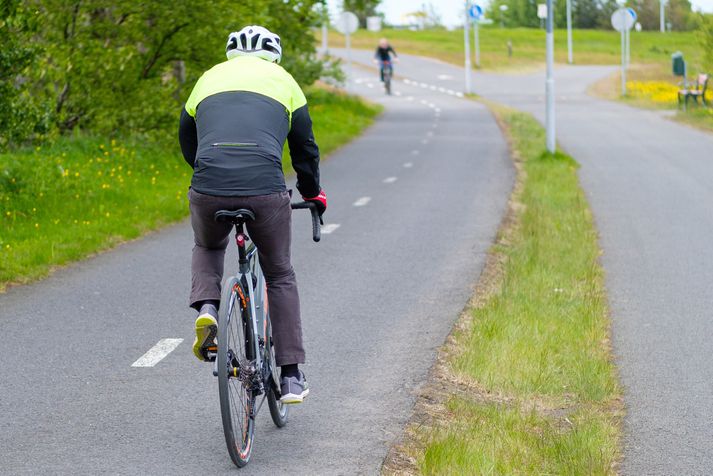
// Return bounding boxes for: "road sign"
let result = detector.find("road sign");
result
[537,4,547,19]
[335,11,359,35]
[611,8,635,32]
[469,4,483,20]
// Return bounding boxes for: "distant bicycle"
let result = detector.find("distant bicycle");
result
[211,201,321,468]
[381,60,393,95]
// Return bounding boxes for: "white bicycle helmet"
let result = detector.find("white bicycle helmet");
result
[226,26,282,64]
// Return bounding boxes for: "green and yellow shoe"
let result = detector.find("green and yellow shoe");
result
[193,305,218,362]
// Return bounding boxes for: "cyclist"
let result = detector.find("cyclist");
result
[178,25,326,404]
[373,38,398,82]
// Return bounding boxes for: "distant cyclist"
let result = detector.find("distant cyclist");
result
[373,38,398,82]
[178,25,326,404]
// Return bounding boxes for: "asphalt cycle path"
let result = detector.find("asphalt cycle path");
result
[338,48,713,474]
[0,68,513,473]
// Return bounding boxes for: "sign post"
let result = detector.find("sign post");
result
[469,4,483,69]
[660,0,665,32]
[611,8,636,96]
[464,1,472,94]
[545,0,555,154]
[335,12,359,91]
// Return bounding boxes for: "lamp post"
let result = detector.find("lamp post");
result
[499,4,508,28]
[566,0,573,64]
[545,0,555,154]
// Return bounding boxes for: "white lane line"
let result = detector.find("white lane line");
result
[437,74,453,80]
[426,131,434,137]
[420,99,429,105]
[394,91,402,96]
[406,96,414,101]
[403,162,414,168]
[435,108,441,113]
[353,196,371,207]
[411,150,420,155]
[403,78,413,84]
[383,176,398,184]
[438,87,447,93]
[419,82,428,88]
[421,139,430,145]
[366,83,374,89]
[322,223,341,234]
[429,85,437,91]
[455,92,464,98]
[447,90,456,95]
[132,338,183,367]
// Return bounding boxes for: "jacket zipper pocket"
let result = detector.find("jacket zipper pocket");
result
[211,142,258,147]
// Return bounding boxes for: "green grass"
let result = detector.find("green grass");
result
[326,27,703,71]
[414,105,621,474]
[0,87,381,289]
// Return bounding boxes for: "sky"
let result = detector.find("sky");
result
[328,0,713,28]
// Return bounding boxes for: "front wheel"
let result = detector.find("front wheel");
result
[217,277,255,468]
[384,73,392,95]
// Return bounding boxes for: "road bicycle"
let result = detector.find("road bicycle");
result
[210,201,321,468]
[381,60,393,95]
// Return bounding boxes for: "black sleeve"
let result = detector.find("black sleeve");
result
[288,104,321,198]
[178,108,197,168]
[389,46,397,57]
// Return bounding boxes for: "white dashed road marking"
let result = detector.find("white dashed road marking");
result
[437,74,453,80]
[132,338,183,368]
[403,162,413,168]
[455,92,464,98]
[383,177,398,184]
[353,196,371,207]
[394,91,402,96]
[421,139,429,145]
[411,150,420,155]
[322,224,341,234]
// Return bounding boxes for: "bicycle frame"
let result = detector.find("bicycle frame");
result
[228,222,279,402]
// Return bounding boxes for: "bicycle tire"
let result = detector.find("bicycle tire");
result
[385,74,391,95]
[266,319,288,427]
[218,276,255,468]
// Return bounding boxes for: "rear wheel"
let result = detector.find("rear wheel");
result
[266,318,289,427]
[218,277,255,468]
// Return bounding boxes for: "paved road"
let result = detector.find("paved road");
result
[339,49,713,474]
[0,68,513,472]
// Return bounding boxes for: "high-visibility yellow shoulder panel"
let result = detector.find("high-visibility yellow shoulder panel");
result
[185,56,306,117]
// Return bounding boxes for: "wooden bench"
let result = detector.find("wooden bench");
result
[678,74,709,108]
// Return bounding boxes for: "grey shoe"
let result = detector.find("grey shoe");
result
[280,371,309,404]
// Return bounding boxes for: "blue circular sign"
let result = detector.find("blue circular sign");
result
[469,4,483,20]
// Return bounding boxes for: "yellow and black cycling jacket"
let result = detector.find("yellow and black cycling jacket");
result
[178,56,320,197]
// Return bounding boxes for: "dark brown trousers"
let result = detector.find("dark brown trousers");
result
[188,188,304,366]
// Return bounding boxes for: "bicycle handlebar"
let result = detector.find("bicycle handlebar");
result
[291,201,322,243]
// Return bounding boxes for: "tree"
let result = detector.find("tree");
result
[342,0,381,28]
[1,0,327,146]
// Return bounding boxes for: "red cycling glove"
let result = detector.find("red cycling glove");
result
[302,189,327,216]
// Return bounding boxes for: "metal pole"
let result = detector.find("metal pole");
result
[321,24,328,54]
[346,30,352,92]
[620,21,626,96]
[474,20,480,68]
[546,0,555,154]
[566,0,573,64]
[660,0,665,33]
[464,2,472,94]
[625,26,630,67]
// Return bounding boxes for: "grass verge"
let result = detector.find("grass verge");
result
[382,104,622,474]
[325,27,702,72]
[0,87,381,290]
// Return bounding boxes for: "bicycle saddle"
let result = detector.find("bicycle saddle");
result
[214,209,256,224]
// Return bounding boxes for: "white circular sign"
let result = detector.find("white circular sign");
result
[469,4,483,20]
[335,11,359,35]
[611,8,635,32]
